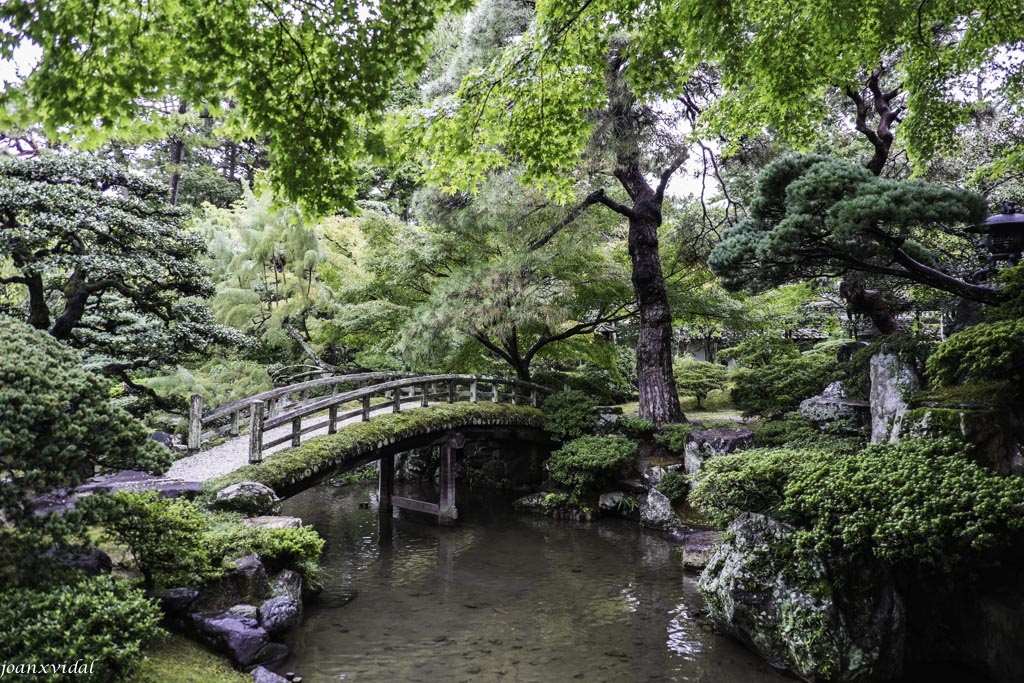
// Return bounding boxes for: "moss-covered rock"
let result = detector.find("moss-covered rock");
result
[698,512,905,682]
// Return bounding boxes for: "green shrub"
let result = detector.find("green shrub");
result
[547,436,636,508]
[653,422,697,455]
[719,335,800,368]
[656,470,689,506]
[690,448,815,527]
[0,576,161,682]
[780,438,1024,568]
[674,357,729,408]
[730,351,839,418]
[0,319,171,581]
[692,436,1024,571]
[926,319,1024,388]
[611,416,655,440]
[88,491,217,589]
[541,390,598,442]
[753,414,864,454]
[206,524,324,575]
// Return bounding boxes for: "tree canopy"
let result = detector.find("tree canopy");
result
[0,154,243,388]
[707,155,997,307]
[0,0,473,212]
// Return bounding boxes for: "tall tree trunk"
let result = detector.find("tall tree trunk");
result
[168,99,188,205]
[622,179,685,426]
[601,47,685,426]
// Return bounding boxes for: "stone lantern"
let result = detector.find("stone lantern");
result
[979,202,1024,266]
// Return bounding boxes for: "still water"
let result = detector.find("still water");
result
[278,481,789,683]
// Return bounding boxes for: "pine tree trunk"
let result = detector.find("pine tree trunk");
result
[628,195,685,426]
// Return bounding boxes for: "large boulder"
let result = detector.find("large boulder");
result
[698,513,905,682]
[639,490,680,530]
[869,351,920,443]
[683,428,754,479]
[258,570,305,638]
[251,666,290,683]
[191,609,270,668]
[212,482,282,516]
[800,382,870,429]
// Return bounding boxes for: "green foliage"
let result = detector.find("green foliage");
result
[611,416,656,440]
[753,414,864,454]
[330,464,378,486]
[541,390,599,442]
[719,336,800,368]
[141,359,273,412]
[691,448,814,528]
[707,155,993,304]
[731,351,840,418]
[0,0,474,213]
[89,491,325,588]
[692,436,1024,570]
[205,522,324,576]
[89,491,217,589]
[653,422,696,456]
[780,439,1024,567]
[656,470,689,506]
[926,319,1024,388]
[0,154,244,377]
[0,318,171,580]
[673,357,729,408]
[0,576,161,682]
[547,436,636,508]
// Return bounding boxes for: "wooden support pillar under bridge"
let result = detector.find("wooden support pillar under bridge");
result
[378,432,461,528]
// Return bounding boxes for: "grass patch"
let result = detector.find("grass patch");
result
[127,632,249,683]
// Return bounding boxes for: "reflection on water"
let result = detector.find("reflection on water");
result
[279,481,789,683]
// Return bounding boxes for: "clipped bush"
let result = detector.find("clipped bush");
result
[0,576,161,682]
[753,413,864,454]
[653,422,697,455]
[88,491,217,589]
[547,436,636,508]
[610,416,655,440]
[780,438,1024,567]
[656,469,689,506]
[690,448,815,527]
[926,319,1024,388]
[541,390,599,442]
[674,357,729,408]
[730,351,839,418]
[206,523,324,575]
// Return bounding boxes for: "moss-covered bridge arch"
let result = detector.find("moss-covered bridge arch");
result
[209,403,551,509]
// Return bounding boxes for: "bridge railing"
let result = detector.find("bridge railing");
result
[187,371,420,450]
[189,373,551,463]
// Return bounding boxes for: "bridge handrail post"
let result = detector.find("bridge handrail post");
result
[470,379,478,403]
[531,387,539,407]
[188,394,203,451]
[362,395,371,421]
[447,379,455,403]
[420,381,429,407]
[229,408,240,437]
[510,380,518,405]
[291,416,302,447]
[491,381,499,403]
[328,405,338,434]
[393,387,401,413]
[249,400,264,463]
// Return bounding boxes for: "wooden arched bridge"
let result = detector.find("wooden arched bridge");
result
[187,373,552,524]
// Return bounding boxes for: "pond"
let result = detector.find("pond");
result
[277,479,789,682]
